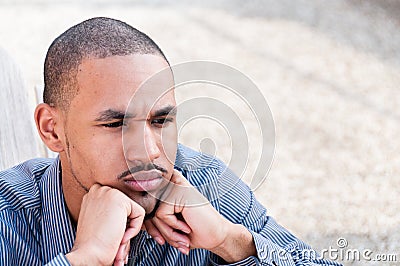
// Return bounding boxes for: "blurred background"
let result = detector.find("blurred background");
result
[0,1,399,265]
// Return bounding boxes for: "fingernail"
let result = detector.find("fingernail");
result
[154,237,164,245]
[177,241,189,248]
[178,247,189,255]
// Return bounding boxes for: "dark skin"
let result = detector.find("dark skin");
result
[35,54,256,265]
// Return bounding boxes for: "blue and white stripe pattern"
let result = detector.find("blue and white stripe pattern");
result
[0,144,342,266]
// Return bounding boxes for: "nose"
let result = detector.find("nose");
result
[124,122,161,163]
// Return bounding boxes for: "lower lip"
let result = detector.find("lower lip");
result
[123,178,163,192]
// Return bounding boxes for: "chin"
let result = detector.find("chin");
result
[130,191,159,214]
[117,177,170,216]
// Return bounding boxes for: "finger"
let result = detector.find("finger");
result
[152,216,190,253]
[113,259,125,266]
[171,169,186,183]
[121,202,145,243]
[156,205,191,234]
[127,201,145,222]
[114,236,131,265]
[124,241,130,264]
[167,170,208,207]
[87,183,107,195]
[160,170,188,202]
[126,240,131,253]
[121,218,143,243]
[144,219,165,245]
[88,183,101,191]
[113,242,128,266]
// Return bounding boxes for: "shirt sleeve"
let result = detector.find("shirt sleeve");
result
[0,218,70,266]
[1,208,70,266]
[211,161,343,266]
[209,255,260,266]
[44,253,71,266]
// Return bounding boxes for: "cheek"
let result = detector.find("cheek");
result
[65,136,96,184]
[90,137,126,175]
[160,125,178,166]
[68,130,125,182]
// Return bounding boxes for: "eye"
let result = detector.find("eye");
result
[102,121,125,128]
[151,117,173,127]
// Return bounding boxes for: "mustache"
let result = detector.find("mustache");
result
[117,163,168,180]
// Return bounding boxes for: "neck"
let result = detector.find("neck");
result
[60,155,87,224]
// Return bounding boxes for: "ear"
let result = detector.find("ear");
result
[34,103,65,153]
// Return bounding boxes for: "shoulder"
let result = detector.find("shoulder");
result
[175,144,222,170]
[175,144,226,203]
[175,144,224,181]
[175,143,244,184]
[0,158,55,212]
[0,159,55,263]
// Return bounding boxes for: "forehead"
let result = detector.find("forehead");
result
[71,54,174,118]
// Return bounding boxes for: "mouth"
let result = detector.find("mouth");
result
[122,169,164,192]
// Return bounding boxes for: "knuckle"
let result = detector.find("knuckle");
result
[155,208,165,219]
[154,211,161,219]
[107,188,123,201]
[137,207,145,218]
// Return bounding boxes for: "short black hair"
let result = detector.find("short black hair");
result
[43,17,168,110]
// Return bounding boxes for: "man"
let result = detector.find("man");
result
[0,17,340,266]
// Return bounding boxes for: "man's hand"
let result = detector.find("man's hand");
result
[144,170,257,263]
[65,184,145,266]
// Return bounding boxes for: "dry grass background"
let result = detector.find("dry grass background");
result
[0,1,399,265]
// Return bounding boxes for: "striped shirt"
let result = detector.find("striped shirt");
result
[0,144,341,266]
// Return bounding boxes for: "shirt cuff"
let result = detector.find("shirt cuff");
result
[251,230,296,266]
[251,231,342,266]
[208,230,296,266]
[44,253,71,266]
[209,254,260,266]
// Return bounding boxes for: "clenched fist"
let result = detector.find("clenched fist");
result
[66,184,145,265]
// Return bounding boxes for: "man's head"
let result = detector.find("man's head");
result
[43,17,169,110]
[35,17,177,216]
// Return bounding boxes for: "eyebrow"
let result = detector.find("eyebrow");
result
[153,105,177,117]
[94,109,135,122]
[94,106,177,122]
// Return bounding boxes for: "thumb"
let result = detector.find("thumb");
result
[121,202,145,243]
